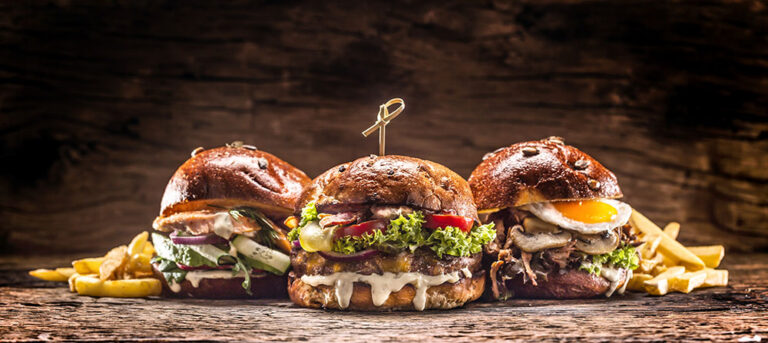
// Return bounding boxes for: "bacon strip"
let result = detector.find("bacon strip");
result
[319,212,362,228]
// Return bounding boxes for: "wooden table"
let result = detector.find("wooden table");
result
[2,254,766,342]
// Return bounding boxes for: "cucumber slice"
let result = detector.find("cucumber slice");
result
[186,244,235,265]
[232,235,290,274]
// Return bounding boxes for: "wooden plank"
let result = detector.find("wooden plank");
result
[0,0,767,255]
[1,254,766,341]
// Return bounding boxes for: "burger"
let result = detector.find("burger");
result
[468,137,640,299]
[285,155,496,311]
[150,144,311,298]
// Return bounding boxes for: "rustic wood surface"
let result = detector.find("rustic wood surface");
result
[1,254,766,342]
[1,1,767,254]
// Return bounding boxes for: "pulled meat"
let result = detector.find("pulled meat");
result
[485,207,640,300]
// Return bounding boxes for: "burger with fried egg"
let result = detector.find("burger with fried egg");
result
[468,137,640,299]
[150,144,311,298]
[285,155,496,311]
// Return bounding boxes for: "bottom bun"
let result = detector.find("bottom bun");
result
[287,271,485,311]
[504,268,627,299]
[152,263,287,299]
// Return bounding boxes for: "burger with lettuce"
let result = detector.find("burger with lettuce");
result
[285,155,496,311]
[150,143,311,298]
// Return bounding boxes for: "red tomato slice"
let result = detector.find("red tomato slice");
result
[334,219,387,239]
[424,214,474,233]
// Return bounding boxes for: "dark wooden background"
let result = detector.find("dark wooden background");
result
[1,0,766,255]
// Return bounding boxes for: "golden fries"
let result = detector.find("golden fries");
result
[701,268,728,288]
[687,245,725,269]
[628,210,728,296]
[627,273,652,291]
[644,266,686,295]
[669,270,707,293]
[72,257,105,274]
[662,222,680,240]
[629,211,705,270]
[29,269,70,282]
[74,275,161,298]
[29,231,159,298]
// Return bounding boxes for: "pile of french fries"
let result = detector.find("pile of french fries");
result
[29,231,162,298]
[628,211,728,295]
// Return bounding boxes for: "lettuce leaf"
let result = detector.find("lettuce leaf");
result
[151,232,218,268]
[288,202,319,242]
[330,212,496,258]
[579,245,640,275]
[426,223,496,258]
[150,256,187,284]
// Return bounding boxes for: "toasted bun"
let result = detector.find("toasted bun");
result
[287,272,485,311]
[297,155,478,221]
[159,146,311,217]
[152,263,287,298]
[503,268,627,299]
[469,137,622,210]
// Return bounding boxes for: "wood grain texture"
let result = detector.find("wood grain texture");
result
[1,254,766,342]
[0,0,767,254]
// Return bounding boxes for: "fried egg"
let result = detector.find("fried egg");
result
[523,199,632,234]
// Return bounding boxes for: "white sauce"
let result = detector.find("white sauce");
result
[185,270,245,288]
[213,212,235,239]
[168,281,182,293]
[167,270,253,293]
[461,267,473,278]
[601,266,627,297]
[300,271,463,311]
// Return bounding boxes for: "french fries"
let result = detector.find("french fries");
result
[29,231,159,298]
[75,275,161,298]
[687,245,725,268]
[644,266,685,295]
[628,210,728,296]
[73,257,105,274]
[29,268,71,282]
[629,211,705,270]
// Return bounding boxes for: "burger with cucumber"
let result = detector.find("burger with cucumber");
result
[150,144,311,298]
[285,155,496,311]
[469,137,640,299]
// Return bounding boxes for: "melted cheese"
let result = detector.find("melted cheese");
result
[300,271,464,311]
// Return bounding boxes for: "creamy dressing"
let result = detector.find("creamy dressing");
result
[600,266,627,297]
[167,270,250,293]
[300,271,464,311]
[185,270,246,288]
[461,267,473,278]
[213,212,235,239]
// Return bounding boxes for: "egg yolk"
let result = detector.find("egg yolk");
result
[551,200,617,223]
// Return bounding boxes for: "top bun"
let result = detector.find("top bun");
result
[159,146,311,217]
[298,155,478,221]
[469,137,622,210]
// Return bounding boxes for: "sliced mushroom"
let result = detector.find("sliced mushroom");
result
[522,217,560,234]
[510,226,572,253]
[574,229,620,255]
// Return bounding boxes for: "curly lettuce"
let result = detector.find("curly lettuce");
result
[287,202,319,242]
[330,212,496,258]
[579,244,640,275]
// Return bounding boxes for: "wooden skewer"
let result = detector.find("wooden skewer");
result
[362,98,405,156]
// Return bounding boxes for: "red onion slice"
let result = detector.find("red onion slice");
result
[292,240,301,249]
[170,231,229,245]
[318,249,378,262]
